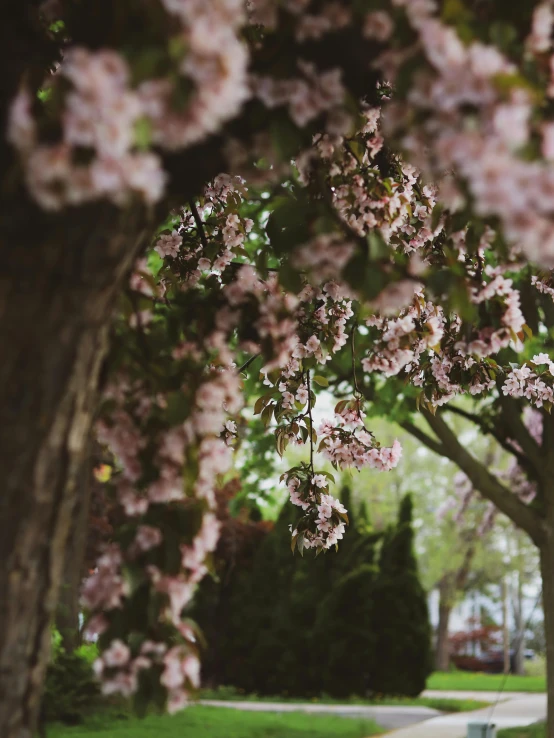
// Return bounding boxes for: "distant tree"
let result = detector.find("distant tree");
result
[312,564,379,698]
[370,494,432,696]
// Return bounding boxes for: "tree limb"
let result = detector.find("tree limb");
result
[497,390,542,473]
[421,409,545,546]
[400,420,445,457]
[446,404,532,473]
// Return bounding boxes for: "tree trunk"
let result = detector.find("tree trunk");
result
[0,204,151,738]
[436,580,452,671]
[55,448,94,653]
[512,568,525,676]
[502,576,511,674]
[540,538,554,738]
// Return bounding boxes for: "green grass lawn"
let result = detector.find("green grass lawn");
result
[497,723,545,738]
[409,697,488,712]
[426,672,546,693]
[45,706,384,738]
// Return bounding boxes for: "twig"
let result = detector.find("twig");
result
[306,370,315,474]
[189,200,209,252]
[228,261,280,273]
[237,353,261,375]
[351,321,361,398]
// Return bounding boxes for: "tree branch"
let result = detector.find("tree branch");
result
[497,390,542,473]
[237,353,260,375]
[400,420,445,457]
[422,409,545,546]
[189,200,209,252]
[446,404,531,473]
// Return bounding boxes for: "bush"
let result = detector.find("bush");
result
[313,564,379,697]
[194,491,431,699]
[41,632,100,724]
[369,495,432,696]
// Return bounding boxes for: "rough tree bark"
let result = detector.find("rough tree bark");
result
[502,576,510,674]
[541,535,554,738]
[540,414,554,738]
[0,205,151,738]
[436,579,453,671]
[0,15,224,732]
[55,447,95,653]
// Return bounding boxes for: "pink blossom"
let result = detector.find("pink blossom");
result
[312,474,328,488]
[363,11,394,42]
[103,639,131,668]
[135,525,163,552]
[155,231,183,259]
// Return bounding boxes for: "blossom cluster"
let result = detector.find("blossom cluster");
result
[377,0,554,267]
[318,400,402,472]
[363,261,529,407]
[285,466,349,550]
[502,354,554,409]
[298,106,438,254]
[86,173,309,708]
[88,360,237,706]
[252,62,345,128]
[8,0,248,209]
[8,52,166,209]
[255,277,402,549]
[532,274,554,302]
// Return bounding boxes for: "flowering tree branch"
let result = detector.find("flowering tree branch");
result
[189,201,209,253]
[421,409,545,546]
[400,420,445,458]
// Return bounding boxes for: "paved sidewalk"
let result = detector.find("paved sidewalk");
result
[382,693,547,738]
[200,700,440,730]
[422,689,530,701]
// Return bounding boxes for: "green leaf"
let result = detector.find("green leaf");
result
[279,262,303,293]
[146,249,163,277]
[490,21,517,53]
[367,230,388,260]
[168,35,188,62]
[266,195,311,256]
[134,117,152,151]
[49,19,65,33]
[261,404,273,427]
[254,393,273,415]
[335,399,348,415]
[271,114,304,160]
[342,252,367,292]
[431,202,444,231]
[166,392,190,425]
[313,375,329,387]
